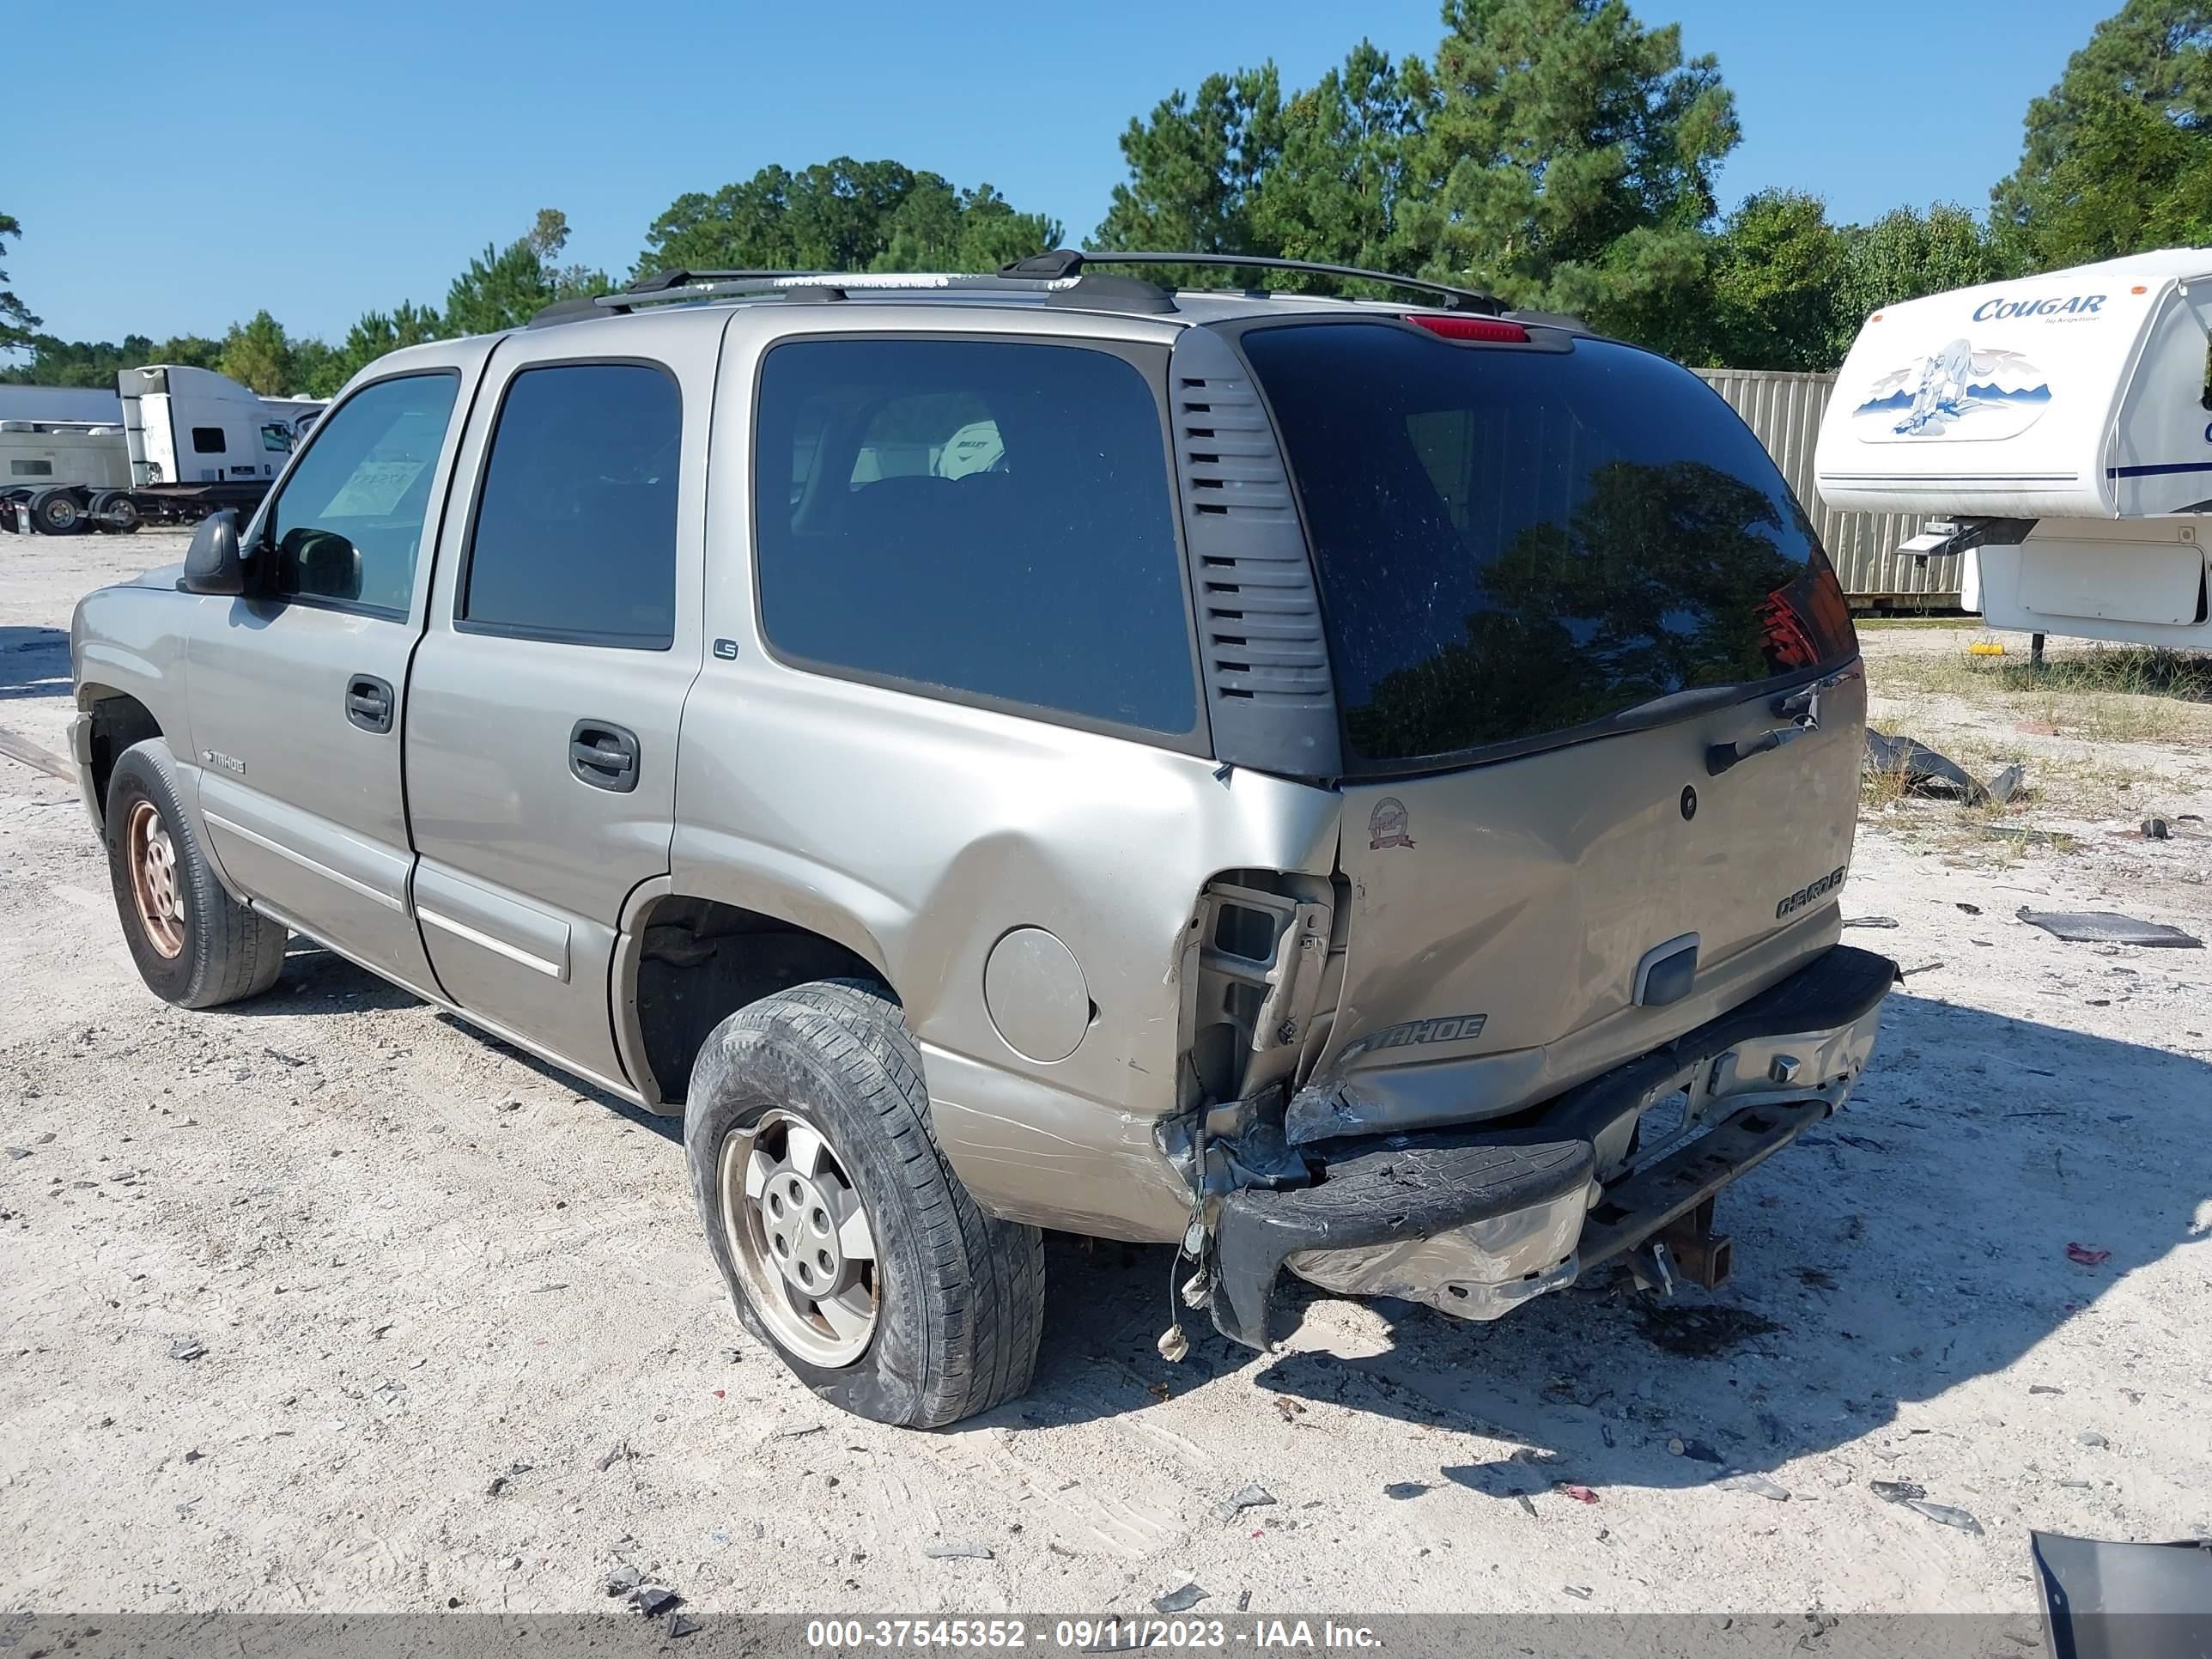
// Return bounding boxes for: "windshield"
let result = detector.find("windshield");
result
[1239,323,1856,770]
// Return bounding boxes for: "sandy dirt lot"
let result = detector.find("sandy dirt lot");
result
[2,532,2208,1617]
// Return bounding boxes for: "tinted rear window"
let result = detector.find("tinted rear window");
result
[754,338,1196,737]
[1240,324,1855,768]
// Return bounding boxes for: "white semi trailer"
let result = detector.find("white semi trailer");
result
[1,365,322,535]
[1814,247,2212,651]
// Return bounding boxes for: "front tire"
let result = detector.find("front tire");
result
[104,739,288,1008]
[685,979,1045,1428]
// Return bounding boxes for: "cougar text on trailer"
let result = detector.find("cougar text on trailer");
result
[1814,247,2212,649]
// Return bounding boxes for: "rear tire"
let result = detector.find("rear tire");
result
[89,491,141,533]
[29,488,84,536]
[685,979,1046,1428]
[104,739,288,1009]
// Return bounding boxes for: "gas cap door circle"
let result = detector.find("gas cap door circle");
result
[983,927,1091,1063]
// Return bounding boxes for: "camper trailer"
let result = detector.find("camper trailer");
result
[1814,248,2212,649]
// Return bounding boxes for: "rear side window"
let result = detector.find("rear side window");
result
[754,338,1196,737]
[462,363,681,649]
[1241,324,1856,769]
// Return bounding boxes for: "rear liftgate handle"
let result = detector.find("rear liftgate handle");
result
[1705,666,1857,778]
[568,720,641,793]
[344,675,395,735]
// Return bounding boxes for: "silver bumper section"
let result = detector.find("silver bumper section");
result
[1206,945,1898,1349]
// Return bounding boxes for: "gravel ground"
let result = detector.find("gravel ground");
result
[3,532,2208,1615]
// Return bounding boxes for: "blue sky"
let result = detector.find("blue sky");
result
[13,0,2106,347]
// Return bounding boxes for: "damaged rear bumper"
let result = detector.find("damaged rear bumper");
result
[1207,944,1897,1349]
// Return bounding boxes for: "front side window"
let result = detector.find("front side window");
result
[460,363,681,649]
[1241,323,1856,769]
[754,338,1195,737]
[267,372,459,615]
[191,427,227,454]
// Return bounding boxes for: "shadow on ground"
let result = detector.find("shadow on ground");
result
[0,626,70,703]
[1012,991,2210,1488]
[228,940,679,1141]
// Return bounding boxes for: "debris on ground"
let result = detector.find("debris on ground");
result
[1632,1304,1784,1358]
[1716,1472,1790,1501]
[627,1583,680,1617]
[167,1338,204,1362]
[1218,1484,1277,1522]
[667,1613,699,1639]
[1558,1483,1600,1504]
[2075,1431,2108,1449]
[1864,732,1990,804]
[1843,916,1900,930]
[1957,902,1983,915]
[2142,817,2172,840]
[1990,763,2027,805]
[594,1441,635,1472]
[604,1565,642,1595]
[2029,1385,2064,1396]
[1383,1481,1429,1499]
[2065,1243,2112,1267]
[1870,1480,1927,1504]
[1152,1583,1208,1613]
[923,1543,995,1560]
[1907,1500,1984,1534]
[2016,908,2203,949]
[1563,1585,1594,1601]
[1516,1494,1539,1517]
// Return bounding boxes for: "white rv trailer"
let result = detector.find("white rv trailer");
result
[1814,248,2212,649]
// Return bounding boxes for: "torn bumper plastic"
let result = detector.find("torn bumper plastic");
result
[1208,944,1897,1350]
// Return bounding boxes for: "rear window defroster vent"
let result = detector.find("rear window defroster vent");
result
[1168,326,1340,779]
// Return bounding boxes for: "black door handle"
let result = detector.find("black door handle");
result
[345,674,395,734]
[568,720,641,793]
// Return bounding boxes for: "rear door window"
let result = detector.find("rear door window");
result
[754,337,1196,738]
[460,362,681,649]
[1239,323,1855,769]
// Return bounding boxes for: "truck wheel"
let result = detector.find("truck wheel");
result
[29,488,85,535]
[89,491,141,533]
[104,739,288,1009]
[685,979,1046,1428]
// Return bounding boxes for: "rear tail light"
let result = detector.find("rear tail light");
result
[1407,313,1529,343]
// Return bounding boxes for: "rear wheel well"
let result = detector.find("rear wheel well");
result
[82,690,161,822]
[629,896,883,1105]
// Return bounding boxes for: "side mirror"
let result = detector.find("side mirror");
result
[181,510,246,595]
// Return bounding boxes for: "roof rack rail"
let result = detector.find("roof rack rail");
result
[1002,249,1502,313]
[526,262,1180,328]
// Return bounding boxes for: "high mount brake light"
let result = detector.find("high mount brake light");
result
[1407,314,1529,343]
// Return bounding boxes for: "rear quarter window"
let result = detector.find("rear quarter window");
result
[753,337,1197,738]
[1239,323,1855,769]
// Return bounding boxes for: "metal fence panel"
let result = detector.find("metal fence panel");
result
[1692,368,1955,605]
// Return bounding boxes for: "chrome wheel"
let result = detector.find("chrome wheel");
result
[125,799,185,959]
[720,1107,879,1367]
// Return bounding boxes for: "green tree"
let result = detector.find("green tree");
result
[218,310,299,395]
[446,209,609,336]
[1834,204,2009,330]
[1704,190,1850,370]
[638,160,1057,277]
[1093,3,1737,350]
[0,211,39,356]
[1402,0,1739,352]
[314,300,448,394]
[1096,68,1288,258]
[1993,0,2212,266]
